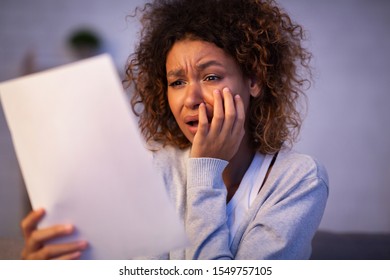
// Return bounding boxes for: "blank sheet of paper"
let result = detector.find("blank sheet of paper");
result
[0,54,187,259]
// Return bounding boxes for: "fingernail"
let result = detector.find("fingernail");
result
[35,208,45,215]
[63,224,74,233]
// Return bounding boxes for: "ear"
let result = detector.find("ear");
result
[248,77,261,98]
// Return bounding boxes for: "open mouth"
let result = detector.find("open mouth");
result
[187,120,199,127]
[184,114,212,135]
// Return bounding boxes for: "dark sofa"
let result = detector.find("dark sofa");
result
[311,231,390,260]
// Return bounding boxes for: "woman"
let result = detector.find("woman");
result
[21,0,328,259]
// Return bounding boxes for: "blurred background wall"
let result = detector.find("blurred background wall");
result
[0,0,389,238]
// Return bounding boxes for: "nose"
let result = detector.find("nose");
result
[184,82,204,110]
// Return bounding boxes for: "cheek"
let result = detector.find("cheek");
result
[240,91,252,112]
[167,94,183,122]
[234,83,252,110]
[201,86,216,104]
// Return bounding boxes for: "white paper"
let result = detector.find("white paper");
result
[0,54,187,259]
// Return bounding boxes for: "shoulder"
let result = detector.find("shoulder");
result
[150,144,190,181]
[265,148,329,199]
[151,144,189,165]
[274,149,328,186]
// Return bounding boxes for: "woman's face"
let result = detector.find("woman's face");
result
[165,39,259,143]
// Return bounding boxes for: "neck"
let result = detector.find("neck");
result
[223,135,255,202]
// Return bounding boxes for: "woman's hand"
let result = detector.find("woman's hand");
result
[190,87,245,161]
[21,208,88,260]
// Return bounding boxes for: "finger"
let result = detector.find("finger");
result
[209,89,224,134]
[196,102,209,137]
[21,208,45,239]
[231,94,245,136]
[53,251,82,260]
[27,241,88,260]
[220,87,236,135]
[48,241,88,260]
[27,224,74,253]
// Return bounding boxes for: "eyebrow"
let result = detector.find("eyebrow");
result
[196,60,224,71]
[166,60,224,78]
[166,68,185,78]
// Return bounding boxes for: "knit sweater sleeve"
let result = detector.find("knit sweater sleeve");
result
[185,157,233,259]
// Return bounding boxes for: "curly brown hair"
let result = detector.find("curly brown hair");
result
[124,0,312,154]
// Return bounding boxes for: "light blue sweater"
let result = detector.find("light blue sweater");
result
[151,145,329,259]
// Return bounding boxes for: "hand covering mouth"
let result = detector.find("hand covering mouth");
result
[184,115,212,127]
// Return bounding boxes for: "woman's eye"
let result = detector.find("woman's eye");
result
[204,75,220,82]
[168,80,184,87]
